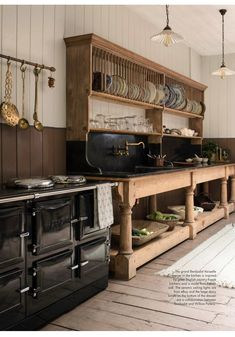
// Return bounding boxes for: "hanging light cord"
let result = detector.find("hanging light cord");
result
[165,5,170,28]
[220,9,227,67]
[222,11,225,67]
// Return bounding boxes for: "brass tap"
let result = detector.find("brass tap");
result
[125,141,145,156]
[112,141,145,157]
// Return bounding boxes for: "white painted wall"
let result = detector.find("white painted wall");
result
[0,5,202,128]
[202,53,235,138]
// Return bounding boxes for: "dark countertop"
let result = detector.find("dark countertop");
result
[83,163,233,179]
[0,163,232,202]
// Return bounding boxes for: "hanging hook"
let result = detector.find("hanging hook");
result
[33,64,41,76]
[20,60,27,72]
[7,56,11,65]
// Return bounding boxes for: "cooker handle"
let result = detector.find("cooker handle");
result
[68,264,79,270]
[80,260,89,267]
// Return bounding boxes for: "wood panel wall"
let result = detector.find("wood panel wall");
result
[0,5,202,132]
[0,124,66,184]
[202,53,235,138]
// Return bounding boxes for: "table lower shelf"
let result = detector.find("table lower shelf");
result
[110,202,235,276]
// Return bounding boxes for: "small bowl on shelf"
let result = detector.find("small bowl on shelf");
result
[193,156,203,163]
[168,205,204,220]
[185,158,193,163]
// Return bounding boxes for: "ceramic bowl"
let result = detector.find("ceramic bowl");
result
[185,158,193,163]
[168,205,204,220]
[193,157,203,163]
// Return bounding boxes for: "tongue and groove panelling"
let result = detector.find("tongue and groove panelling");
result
[0,124,66,184]
[0,5,202,184]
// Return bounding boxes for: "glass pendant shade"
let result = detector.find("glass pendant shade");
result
[212,9,235,79]
[212,65,235,79]
[151,5,183,47]
[151,26,183,47]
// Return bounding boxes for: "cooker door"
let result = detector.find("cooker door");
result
[31,198,73,255]
[74,190,99,240]
[0,204,25,269]
[27,249,73,315]
[76,237,109,286]
[0,269,26,330]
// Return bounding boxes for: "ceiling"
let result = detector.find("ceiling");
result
[128,5,235,56]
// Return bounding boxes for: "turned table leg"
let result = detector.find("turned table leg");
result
[115,203,136,280]
[149,194,157,213]
[220,177,229,218]
[184,186,196,239]
[119,203,133,255]
[230,176,235,203]
[203,181,209,196]
[220,178,228,206]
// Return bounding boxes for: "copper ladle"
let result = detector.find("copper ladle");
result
[33,66,43,131]
[18,62,29,129]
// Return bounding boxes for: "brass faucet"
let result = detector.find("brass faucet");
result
[112,141,145,156]
[125,141,145,156]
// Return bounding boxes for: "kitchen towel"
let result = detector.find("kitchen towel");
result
[97,183,114,229]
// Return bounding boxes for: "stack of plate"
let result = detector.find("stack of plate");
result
[184,99,205,115]
[154,84,169,105]
[109,75,128,97]
[165,84,185,109]
[93,72,206,114]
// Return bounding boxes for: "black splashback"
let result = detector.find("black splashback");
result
[67,132,202,175]
[87,133,148,172]
[162,137,202,162]
[67,133,149,174]
[67,140,101,174]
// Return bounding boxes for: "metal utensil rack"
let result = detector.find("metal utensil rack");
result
[0,53,56,72]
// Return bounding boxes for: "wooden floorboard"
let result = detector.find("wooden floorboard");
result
[41,213,235,331]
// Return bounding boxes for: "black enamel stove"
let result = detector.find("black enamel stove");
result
[0,178,111,330]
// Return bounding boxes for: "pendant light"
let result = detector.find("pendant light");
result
[212,9,235,79]
[151,5,183,47]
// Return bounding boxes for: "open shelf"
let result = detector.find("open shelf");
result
[164,106,204,119]
[91,90,163,110]
[65,33,207,143]
[89,128,161,136]
[163,133,202,140]
[110,202,235,273]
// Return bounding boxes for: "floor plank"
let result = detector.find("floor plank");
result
[41,213,235,331]
[53,305,180,331]
[40,323,76,331]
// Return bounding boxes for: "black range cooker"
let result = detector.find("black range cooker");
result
[0,180,113,330]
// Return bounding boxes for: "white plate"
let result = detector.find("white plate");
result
[146,81,157,103]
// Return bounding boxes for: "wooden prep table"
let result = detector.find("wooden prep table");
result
[86,163,235,280]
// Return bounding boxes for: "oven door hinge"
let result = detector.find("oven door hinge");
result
[29,287,41,298]
[32,244,40,254]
